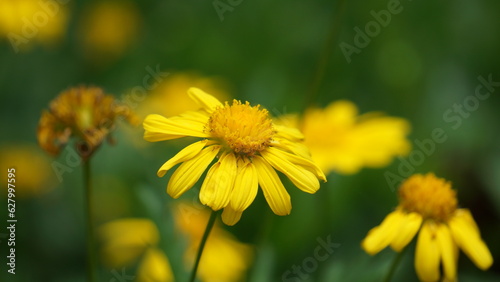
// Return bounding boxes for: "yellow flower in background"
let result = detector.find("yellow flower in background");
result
[37,86,139,158]
[143,88,326,225]
[99,218,173,282]
[0,0,69,52]
[297,100,410,175]
[0,144,55,197]
[361,173,493,281]
[137,248,174,282]
[79,0,140,64]
[174,203,253,281]
[137,72,230,118]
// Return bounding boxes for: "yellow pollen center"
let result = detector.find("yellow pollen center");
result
[207,100,275,155]
[398,173,457,221]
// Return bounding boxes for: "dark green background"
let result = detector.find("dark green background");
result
[1,0,499,281]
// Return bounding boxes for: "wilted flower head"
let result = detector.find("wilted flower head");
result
[362,173,493,281]
[143,88,326,225]
[295,100,411,175]
[37,86,138,158]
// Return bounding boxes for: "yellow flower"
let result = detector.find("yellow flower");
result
[137,72,230,118]
[0,0,69,51]
[297,100,410,175]
[174,203,253,281]
[361,173,493,281]
[79,0,140,64]
[143,88,326,225]
[99,218,174,282]
[137,248,174,282]
[37,86,138,158]
[0,144,55,197]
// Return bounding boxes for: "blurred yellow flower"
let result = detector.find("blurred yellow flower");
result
[297,100,411,175]
[137,247,174,282]
[99,218,173,282]
[0,0,69,52]
[361,173,493,281]
[143,88,326,225]
[0,144,55,197]
[79,0,140,64]
[174,203,253,281]
[137,72,230,118]
[37,86,139,158]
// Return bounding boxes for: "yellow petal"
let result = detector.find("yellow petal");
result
[200,153,237,211]
[261,148,320,194]
[390,212,422,252]
[143,112,210,142]
[436,223,456,281]
[167,146,220,199]
[449,211,493,270]
[221,206,243,226]
[267,146,326,182]
[274,123,304,140]
[253,156,291,216]
[157,140,209,177]
[361,210,405,255]
[229,159,258,212]
[137,248,174,282]
[188,87,223,113]
[415,222,440,282]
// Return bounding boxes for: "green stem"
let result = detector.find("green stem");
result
[383,246,408,282]
[83,159,96,282]
[304,0,347,110]
[189,210,218,282]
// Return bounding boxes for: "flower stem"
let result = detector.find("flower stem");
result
[304,0,347,110]
[383,246,408,282]
[83,158,96,282]
[189,210,218,282]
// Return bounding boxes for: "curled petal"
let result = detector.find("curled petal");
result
[200,153,237,211]
[158,140,209,177]
[361,210,405,255]
[188,87,223,113]
[415,222,440,282]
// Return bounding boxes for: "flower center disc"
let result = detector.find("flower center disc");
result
[398,173,457,221]
[208,100,274,156]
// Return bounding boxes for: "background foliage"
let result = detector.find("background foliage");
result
[1,0,499,281]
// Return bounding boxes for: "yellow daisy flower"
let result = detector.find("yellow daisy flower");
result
[37,86,139,158]
[137,72,230,118]
[0,0,69,52]
[0,144,56,197]
[174,203,253,281]
[99,218,174,282]
[297,100,411,175]
[79,0,140,64]
[361,173,493,281]
[143,88,326,225]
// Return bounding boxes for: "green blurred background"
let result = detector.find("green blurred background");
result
[1,0,499,281]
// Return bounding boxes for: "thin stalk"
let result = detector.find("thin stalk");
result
[304,0,347,110]
[189,210,218,282]
[383,245,409,282]
[83,159,96,282]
